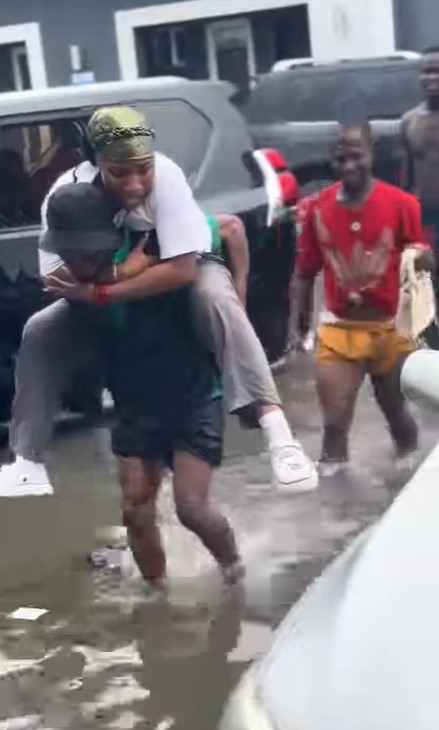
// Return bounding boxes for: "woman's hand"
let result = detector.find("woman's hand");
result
[42,265,75,289]
[117,242,159,281]
[44,275,94,303]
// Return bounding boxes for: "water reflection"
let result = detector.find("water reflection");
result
[0,566,247,729]
[134,594,245,730]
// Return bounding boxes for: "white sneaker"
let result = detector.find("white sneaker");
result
[395,451,419,473]
[318,460,348,478]
[0,458,54,497]
[271,443,319,493]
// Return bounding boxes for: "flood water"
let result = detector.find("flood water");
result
[0,356,437,730]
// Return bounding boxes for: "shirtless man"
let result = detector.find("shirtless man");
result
[401,48,439,344]
[402,48,439,210]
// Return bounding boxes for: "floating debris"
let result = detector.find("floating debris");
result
[8,608,48,621]
[0,717,44,730]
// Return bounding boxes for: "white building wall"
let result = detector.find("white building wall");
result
[115,0,398,81]
[0,22,47,88]
[308,0,396,61]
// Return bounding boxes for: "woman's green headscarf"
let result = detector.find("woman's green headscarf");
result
[88,106,155,162]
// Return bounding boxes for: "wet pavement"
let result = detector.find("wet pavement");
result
[0,353,438,729]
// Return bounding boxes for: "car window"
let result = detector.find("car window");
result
[0,119,85,230]
[0,99,212,230]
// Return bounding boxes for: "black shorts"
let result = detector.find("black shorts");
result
[111,396,224,468]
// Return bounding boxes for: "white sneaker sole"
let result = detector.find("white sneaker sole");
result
[0,483,54,498]
[274,469,319,494]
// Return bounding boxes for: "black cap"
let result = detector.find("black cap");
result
[41,182,123,253]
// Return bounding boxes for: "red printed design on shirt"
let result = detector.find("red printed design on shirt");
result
[313,208,394,294]
[296,181,427,318]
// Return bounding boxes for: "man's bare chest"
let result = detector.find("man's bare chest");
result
[407,115,439,158]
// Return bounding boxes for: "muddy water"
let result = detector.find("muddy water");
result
[0,362,437,729]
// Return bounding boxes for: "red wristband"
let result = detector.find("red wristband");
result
[93,284,110,305]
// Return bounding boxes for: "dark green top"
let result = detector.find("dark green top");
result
[100,227,223,408]
[206,214,222,256]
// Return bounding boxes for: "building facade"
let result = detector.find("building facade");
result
[0,0,435,93]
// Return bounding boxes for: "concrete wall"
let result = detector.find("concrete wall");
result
[0,0,173,87]
[307,0,396,61]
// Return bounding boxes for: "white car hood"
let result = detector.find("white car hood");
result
[257,441,439,730]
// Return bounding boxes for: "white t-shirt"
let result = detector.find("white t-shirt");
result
[39,152,211,277]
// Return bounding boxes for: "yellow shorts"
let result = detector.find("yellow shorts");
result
[316,322,413,376]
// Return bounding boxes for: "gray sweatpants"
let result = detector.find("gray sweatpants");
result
[10,260,280,461]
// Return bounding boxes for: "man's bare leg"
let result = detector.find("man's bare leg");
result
[371,358,419,457]
[172,451,242,585]
[118,457,167,586]
[317,359,365,469]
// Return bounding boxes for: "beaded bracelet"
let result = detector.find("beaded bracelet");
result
[93,284,110,305]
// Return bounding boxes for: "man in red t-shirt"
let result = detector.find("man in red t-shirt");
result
[292,124,434,473]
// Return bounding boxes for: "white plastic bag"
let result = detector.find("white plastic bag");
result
[396,247,436,340]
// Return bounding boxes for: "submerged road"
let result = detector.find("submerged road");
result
[0,353,437,730]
